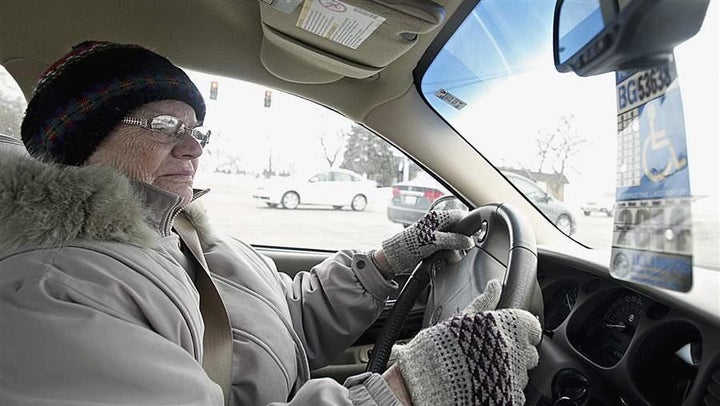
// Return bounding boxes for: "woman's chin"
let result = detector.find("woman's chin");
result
[154,180,194,204]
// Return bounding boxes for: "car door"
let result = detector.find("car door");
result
[330,171,356,205]
[303,171,332,206]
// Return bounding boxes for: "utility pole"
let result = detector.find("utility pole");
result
[264,90,273,177]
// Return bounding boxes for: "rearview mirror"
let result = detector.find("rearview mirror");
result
[554,0,710,76]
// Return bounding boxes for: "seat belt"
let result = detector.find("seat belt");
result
[174,215,233,405]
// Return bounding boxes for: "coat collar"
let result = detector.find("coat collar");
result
[0,152,209,253]
[131,181,209,238]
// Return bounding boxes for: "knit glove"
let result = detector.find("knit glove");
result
[382,210,474,274]
[393,280,541,406]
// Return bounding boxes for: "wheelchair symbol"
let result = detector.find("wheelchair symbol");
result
[612,251,630,278]
[642,103,687,183]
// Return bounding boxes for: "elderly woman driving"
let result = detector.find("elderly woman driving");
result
[0,42,540,405]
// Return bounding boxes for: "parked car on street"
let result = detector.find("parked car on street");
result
[581,193,616,217]
[214,159,243,174]
[388,171,577,235]
[386,173,449,227]
[504,172,577,236]
[253,168,376,211]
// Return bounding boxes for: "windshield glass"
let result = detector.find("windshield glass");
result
[420,0,719,269]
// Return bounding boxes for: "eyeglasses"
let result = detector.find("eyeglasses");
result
[120,115,211,147]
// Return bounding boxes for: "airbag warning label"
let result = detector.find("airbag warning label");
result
[297,0,385,49]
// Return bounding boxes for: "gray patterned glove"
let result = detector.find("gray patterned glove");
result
[382,210,474,274]
[393,280,541,405]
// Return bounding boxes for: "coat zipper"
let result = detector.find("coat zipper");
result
[162,188,210,236]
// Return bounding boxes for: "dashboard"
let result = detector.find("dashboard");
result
[528,251,720,406]
[303,246,720,405]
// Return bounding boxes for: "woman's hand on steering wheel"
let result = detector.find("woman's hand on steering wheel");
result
[381,210,474,276]
[391,280,542,405]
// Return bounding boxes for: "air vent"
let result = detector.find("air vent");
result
[703,368,720,406]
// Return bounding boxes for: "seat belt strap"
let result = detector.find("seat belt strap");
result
[174,215,233,405]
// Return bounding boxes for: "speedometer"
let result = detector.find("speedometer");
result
[603,294,643,334]
[575,292,645,367]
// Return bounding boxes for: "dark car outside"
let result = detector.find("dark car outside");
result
[504,172,577,235]
[386,173,448,227]
[388,172,577,235]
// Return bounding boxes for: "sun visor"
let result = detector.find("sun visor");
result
[259,0,444,84]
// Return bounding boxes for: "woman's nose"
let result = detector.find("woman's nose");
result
[173,133,203,159]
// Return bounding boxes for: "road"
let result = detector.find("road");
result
[195,172,403,250]
[195,172,717,269]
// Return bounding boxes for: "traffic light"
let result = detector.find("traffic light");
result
[210,81,218,100]
[264,90,272,108]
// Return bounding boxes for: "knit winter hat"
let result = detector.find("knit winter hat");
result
[21,41,206,165]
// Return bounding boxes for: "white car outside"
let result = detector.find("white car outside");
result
[253,168,377,211]
[581,193,616,217]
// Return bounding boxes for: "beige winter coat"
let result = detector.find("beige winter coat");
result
[0,153,400,405]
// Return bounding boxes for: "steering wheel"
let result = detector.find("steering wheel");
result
[366,203,544,373]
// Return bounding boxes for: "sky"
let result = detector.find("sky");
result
[420,0,719,211]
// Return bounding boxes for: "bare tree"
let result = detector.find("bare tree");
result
[535,115,587,176]
[319,131,345,167]
[535,130,557,173]
[314,110,353,167]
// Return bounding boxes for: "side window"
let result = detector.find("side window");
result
[333,172,353,182]
[187,71,456,251]
[511,176,546,201]
[512,178,534,195]
[0,66,27,139]
[311,172,331,182]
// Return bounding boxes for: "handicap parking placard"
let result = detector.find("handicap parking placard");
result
[611,60,694,292]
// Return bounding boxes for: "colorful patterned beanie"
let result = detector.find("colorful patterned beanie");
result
[21,41,206,165]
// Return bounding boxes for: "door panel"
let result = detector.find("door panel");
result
[255,246,423,383]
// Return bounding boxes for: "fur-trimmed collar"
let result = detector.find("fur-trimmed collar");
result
[0,152,211,253]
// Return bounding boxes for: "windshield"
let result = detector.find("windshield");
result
[420,0,719,269]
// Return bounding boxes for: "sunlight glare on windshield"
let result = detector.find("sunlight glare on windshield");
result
[421,0,719,270]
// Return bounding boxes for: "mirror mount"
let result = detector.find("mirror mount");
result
[554,0,710,76]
